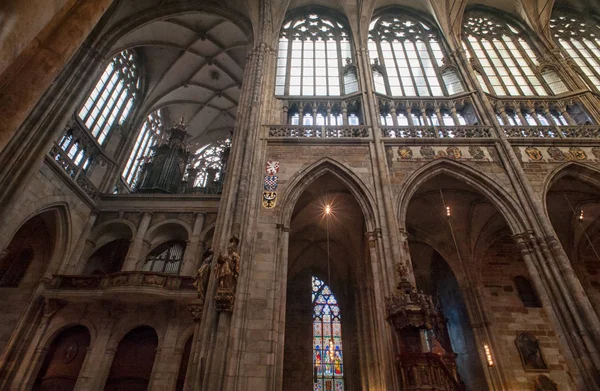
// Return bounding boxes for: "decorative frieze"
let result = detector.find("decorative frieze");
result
[388,145,494,162]
[516,146,598,162]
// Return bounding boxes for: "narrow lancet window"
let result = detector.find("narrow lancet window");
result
[313,276,344,391]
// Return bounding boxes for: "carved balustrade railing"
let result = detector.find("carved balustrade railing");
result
[381,126,493,139]
[45,272,196,292]
[268,125,371,138]
[48,143,100,199]
[503,125,600,139]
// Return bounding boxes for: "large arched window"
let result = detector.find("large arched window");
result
[368,13,463,97]
[78,50,140,145]
[550,10,600,91]
[122,110,165,187]
[463,11,567,96]
[275,11,355,96]
[312,276,344,390]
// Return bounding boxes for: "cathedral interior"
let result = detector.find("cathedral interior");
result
[2,0,600,390]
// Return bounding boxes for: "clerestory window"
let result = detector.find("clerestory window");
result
[122,110,165,188]
[368,13,464,97]
[312,276,344,391]
[78,50,140,145]
[275,11,356,96]
[190,139,231,192]
[463,11,567,96]
[550,10,600,92]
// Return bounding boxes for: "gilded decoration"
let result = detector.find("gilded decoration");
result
[390,146,491,162]
[215,236,241,312]
[520,146,594,162]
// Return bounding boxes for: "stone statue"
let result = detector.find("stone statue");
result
[193,249,213,301]
[216,236,240,292]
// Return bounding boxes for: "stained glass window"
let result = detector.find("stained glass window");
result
[275,12,354,96]
[463,11,567,96]
[312,276,344,391]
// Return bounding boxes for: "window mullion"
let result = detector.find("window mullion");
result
[569,39,600,80]
[337,39,343,95]
[414,40,432,96]
[478,38,507,95]
[491,38,523,95]
[285,37,294,96]
[301,39,305,96]
[83,67,117,123]
[510,38,541,94]
[376,40,393,96]
[426,39,448,96]
[403,41,418,97]
[124,124,147,180]
[90,74,121,136]
[94,82,124,140]
[465,39,495,94]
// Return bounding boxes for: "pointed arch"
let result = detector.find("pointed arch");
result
[397,158,526,234]
[278,158,377,231]
[543,161,600,210]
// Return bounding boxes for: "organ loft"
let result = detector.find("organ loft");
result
[1,0,600,390]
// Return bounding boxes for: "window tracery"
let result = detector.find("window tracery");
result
[550,11,600,92]
[463,11,567,96]
[275,11,354,96]
[122,110,165,187]
[142,240,186,274]
[368,13,463,97]
[78,50,140,145]
[189,139,231,192]
[312,276,344,391]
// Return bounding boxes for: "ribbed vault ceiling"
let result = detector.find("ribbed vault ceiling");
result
[110,12,249,144]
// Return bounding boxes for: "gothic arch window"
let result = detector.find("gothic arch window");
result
[514,276,542,308]
[78,50,140,145]
[463,10,567,96]
[550,10,600,92]
[368,12,464,97]
[142,240,186,274]
[191,139,231,188]
[122,110,165,187]
[312,276,344,390]
[275,10,354,96]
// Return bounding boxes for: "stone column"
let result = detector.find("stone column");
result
[122,212,152,271]
[63,211,98,274]
[0,0,115,152]
[181,213,206,276]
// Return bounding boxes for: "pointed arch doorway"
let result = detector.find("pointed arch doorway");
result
[282,172,379,391]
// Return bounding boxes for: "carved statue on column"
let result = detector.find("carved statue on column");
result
[385,262,464,390]
[215,236,240,312]
[193,249,213,301]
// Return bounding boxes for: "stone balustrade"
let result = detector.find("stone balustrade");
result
[268,125,371,138]
[47,143,100,199]
[381,126,493,139]
[44,272,196,297]
[503,125,600,139]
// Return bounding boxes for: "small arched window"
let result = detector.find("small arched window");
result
[514,276,542,308]
[78,50,140,144]
[368,13,463,96]
[275,11,354,96]
[463,11,567,96]
[122,110,165,187]
[312,276,345,390]
[143,240,186,274]
[550,10,600,92]
[188,138,231,194]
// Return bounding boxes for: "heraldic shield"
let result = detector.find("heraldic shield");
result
[262,191,277,208]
